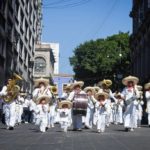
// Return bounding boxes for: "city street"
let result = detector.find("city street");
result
[0,123,150,150]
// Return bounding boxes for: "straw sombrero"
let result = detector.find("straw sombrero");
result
[137,85,143,91]
[93,86,101,93]
[84,87,95,94]
[71,81,84,89]
[64,84,72,91]
[58,100,72,109]
[122,76,139,86]
[36,95,51,104]
[114,92,123,99]
[34,78,49,87]
[144,82,150,90]
[95,91,109,100]
[99,79,112,87]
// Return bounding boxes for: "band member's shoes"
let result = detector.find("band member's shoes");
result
[130,128,134,132]
[45,127,48,131]
[84,125,90,129]
[97,130,101,133]
[149,125,150,128]
[77,128,82,131]
[73,128,77,131]
[125,128,129,132]
[9,127,14,130]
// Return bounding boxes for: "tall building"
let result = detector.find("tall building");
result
[50,43,59,74]
[34,43,55,83]
[130,0,150,83]
[0,0,42,92]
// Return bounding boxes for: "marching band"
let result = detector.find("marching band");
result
[1,74,150,134]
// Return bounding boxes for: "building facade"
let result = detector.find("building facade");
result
[130,0,150,84]
[53,74,74,97]
[33,43,55,83]
[0,0,42,92]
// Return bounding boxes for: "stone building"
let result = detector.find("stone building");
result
[130,0,150,83]
[34,43,55,83]
[0,0,42,92]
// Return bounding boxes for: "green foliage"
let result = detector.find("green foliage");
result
[70,32,131,89]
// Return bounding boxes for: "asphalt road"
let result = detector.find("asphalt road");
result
[0,123,150,150]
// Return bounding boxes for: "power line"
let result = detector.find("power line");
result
[43,0,92,9]
[87,0,120,38]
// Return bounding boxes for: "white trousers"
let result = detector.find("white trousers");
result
[73,115,82,129]
[39,116,48,132]
[5,102,16,127]
[97,114,106,131]
[48,106,55,126]
[85,108,94,128]
[116,111,123,124]
[15,105,23,123]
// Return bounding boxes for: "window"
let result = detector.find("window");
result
[34,57,46,73]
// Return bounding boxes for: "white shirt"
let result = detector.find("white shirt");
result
[0,86,7,96]
[36,104,48,118]
[23,99,30,108]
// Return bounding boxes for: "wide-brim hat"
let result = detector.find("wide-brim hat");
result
[64,84,72,91]
[71,81,84,89]
[34,78,49,87]
[145,83,150,90]
[95,92,109,100]
[122,76,139,86]
[93,86,101,93]
[99,79,112,87]
[84,86,95,94]
[114,92,123,99]
[58,100,72,109]
[137,85,143,91]
[36,95,51,104]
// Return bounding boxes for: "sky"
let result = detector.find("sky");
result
[42,0,132,75]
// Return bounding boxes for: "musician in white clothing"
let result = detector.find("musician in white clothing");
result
[95,91,109,133]
[114,92,124,125]
[136,86,144,128]
[0,79,17,130]
[122,76,140,132]
[68,81,86,131]
[99,79,116,127]
[32,78,52,102]
[34,95,50,133]
[84,87,96,129]
[15,93,25,125]
[58,100,72,132]
[145,82,150,127]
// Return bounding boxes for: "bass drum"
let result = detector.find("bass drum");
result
[72,94,88,116]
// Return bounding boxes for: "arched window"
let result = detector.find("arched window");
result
[34,57,46,73]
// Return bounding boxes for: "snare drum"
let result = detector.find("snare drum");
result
[72,94,88,116]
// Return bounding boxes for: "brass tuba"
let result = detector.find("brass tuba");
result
[50,86,58,95]
[4,73,23,103]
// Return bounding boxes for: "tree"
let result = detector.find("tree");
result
[70,32,131,89]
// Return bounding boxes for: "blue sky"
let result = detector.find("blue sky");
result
[42,0,132,74]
